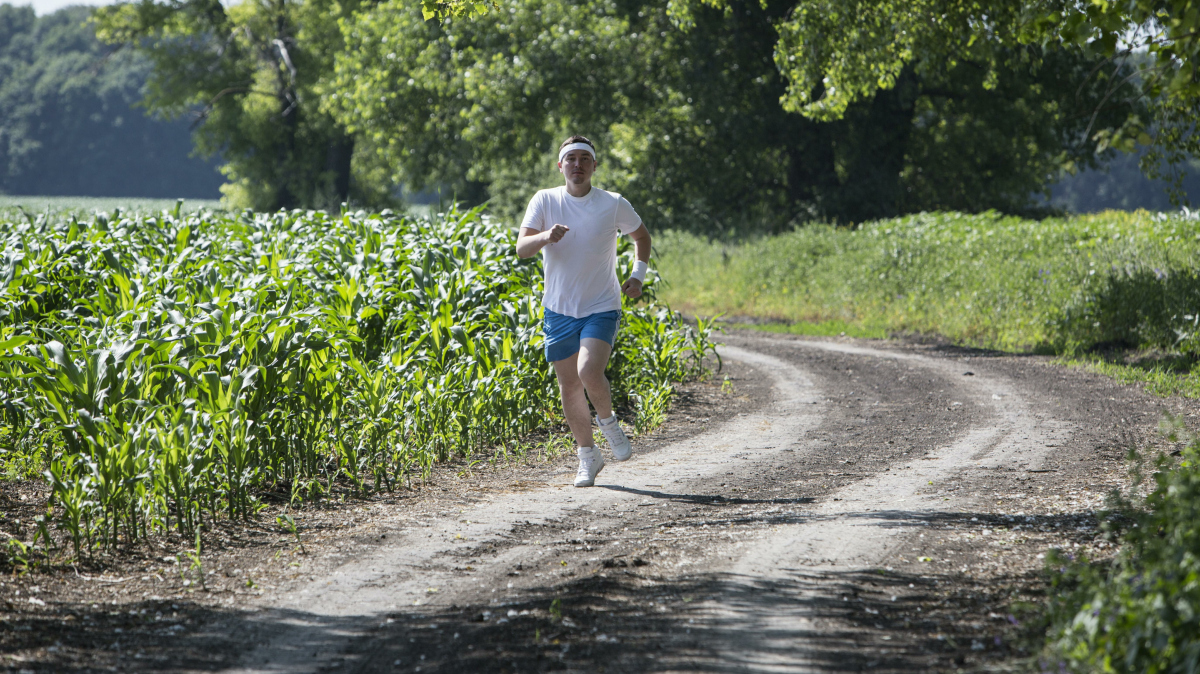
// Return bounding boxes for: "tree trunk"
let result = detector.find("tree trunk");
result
[325,133,354,205]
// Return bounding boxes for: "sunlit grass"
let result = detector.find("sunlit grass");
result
[1059,352,1200,398]
[726,319,889,339]
[659,209,1200,391]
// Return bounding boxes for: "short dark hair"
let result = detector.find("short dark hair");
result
[559,135,596,153]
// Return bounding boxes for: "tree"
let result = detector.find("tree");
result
[93,0,390,210]
[330,0,1142,232]
[0,4,222,198]
[683,0,1200,202]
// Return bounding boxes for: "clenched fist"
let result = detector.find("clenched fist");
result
[622,277,643,299]
[546,224,569,244]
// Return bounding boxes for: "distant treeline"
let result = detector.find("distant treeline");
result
[1050,151,1200,214]
[0,4,221,199]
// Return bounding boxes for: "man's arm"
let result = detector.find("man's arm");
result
[516,224,569,259]
[621,224,652,298]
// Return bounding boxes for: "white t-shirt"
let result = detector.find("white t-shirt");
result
[520,185,644,318]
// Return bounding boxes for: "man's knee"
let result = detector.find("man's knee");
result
[559,381,586,400]
[556,367,585,394]
[577,361,608,388]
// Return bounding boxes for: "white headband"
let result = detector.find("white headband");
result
[558,142,596,163]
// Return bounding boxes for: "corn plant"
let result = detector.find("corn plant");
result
[0,204,714,557]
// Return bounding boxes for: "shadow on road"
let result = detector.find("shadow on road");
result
[597,484,815,507]
[7,507,1078,672]
[337,564,1035,673]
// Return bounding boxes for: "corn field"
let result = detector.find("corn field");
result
[0,204,714,557]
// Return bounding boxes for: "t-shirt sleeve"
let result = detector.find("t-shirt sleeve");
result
[615,196,643,235]
[519,191,548,232]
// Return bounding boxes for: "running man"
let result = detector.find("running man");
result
[516,135,652,487]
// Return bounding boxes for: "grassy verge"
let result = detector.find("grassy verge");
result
[1058,353,1200,398]
[657,209,1200,382]
[726,319,889,339]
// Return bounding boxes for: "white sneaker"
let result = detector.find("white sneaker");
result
[598,416,633,461]
[574,446,605,487]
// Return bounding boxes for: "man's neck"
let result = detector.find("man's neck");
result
[565,181,592,198]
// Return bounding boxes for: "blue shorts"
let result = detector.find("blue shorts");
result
[543,309,620,362]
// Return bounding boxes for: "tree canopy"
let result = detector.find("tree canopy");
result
[329,0,1143,232]
[94,0,392,210]
[0,4,221,199]
[688,0,1200,201]
[89,0,1185,226]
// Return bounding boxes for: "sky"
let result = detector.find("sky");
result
[19,0,119,14]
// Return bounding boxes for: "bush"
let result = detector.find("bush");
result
[1045,422,1200,672]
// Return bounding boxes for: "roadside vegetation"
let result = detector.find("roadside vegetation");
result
[1044,420,1200,672]
[658,209,1200,395]
[0,204,713,562]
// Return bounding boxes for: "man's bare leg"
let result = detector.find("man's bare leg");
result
[553,351,596,448]
[554,339,619,486]
[577,338,613,419]
[576,337,633,461]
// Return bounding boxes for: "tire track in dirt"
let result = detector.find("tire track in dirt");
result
[230,335,1086,673]
[230,346,822,673]
[696,338,1073,673]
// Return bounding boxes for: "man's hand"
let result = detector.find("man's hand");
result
[517,224,568,258]
[622,277,643,299]
[546,224,569,244]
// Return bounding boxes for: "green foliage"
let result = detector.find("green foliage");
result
[656,210,1200,353]
[330,0,1142,233]
[0,204,712,557]
[898,46,1144,213]
[1044,423,1200,672]
[0,4,221,198]
[1060,354,1200,399]
[92,0,390,210]
[685,0,1200,203]
[774,0,1017,121]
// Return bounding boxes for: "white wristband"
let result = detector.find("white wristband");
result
[630,260,649,282]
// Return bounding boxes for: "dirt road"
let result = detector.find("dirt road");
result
[3,331,1189,673]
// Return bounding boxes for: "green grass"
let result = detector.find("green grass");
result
[658,208,1200,370]
[1058,353,1200,398]
[726,319,888,339]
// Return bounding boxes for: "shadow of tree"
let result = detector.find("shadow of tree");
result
[597,484,815,507]
[5,506,1084,672]
[340,564,1038,673]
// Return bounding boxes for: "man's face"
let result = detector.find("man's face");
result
[558,149,596,186]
